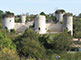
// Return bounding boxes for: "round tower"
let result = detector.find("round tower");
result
[21,14,26,24]
[55,10,65,22]
[35,15,46,34]
[63,13,73,35]
[2,14,15,31]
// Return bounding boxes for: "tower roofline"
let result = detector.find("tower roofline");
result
[2,12,14,18]
[55,9,65,14]
[63,13,73,17]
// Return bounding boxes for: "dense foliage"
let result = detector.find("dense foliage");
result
[55,9,65,14]
[40,12,46,16]
[0,30,16,50]
[0,10,81,60]
[73,17,81,38]
[15,29,46,60]
[52,32,73,53]
[2,11,14,18]
[0,10,3,22]
[0,30,20,60]
[39,32,73,53]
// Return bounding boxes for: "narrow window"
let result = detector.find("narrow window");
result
[38,27,40,30]
[10,20,11,22]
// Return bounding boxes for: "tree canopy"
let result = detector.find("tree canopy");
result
[16,29,46,59]
[73,17,81,38]
[0,30,16,50]
[40,12,46,16]
[52,32,73,53]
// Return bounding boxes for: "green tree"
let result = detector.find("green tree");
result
[73,19,81,38]
[40,12,46,16]
[0,30,16,50]
[78,13,81,18]
[0,10,3,24]
[52,32,73,53]
[0,49,19,60]
[2,11,14,18]
[16,29,46,59]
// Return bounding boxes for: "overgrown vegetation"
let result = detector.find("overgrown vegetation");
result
[0,10,81,60]
[0,28,78,60]
[73,15,81,38]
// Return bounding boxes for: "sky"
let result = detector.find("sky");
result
[0,0,81,15]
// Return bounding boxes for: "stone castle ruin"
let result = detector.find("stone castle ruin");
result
[2,10,73,35]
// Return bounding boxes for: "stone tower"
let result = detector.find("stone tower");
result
[35,15,46,34]
[63,13,73,35]
[2,13,15,31]
[55,10,65,22]
[21,14,26,24]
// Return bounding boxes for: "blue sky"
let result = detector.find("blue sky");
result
[0,0,81,15]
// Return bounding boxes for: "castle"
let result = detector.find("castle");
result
[2,10,73,35]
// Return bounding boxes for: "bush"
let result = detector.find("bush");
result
[0,30,16,50]
[0,49,19,60]
[52,32,73,53]
[16,29,46,59]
